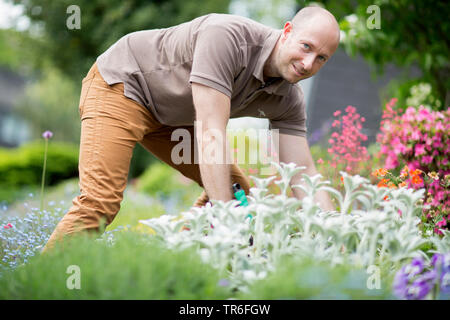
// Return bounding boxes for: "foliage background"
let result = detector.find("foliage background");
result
[1,0,232,183]
[0,0,448,208]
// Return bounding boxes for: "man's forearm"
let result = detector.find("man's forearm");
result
[291,169,335,212]
[191,82,233,202]
[278,133,335,211]
[199,163,233,202]
[196,126,233,202]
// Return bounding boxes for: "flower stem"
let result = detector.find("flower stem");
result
[40,138,48,212]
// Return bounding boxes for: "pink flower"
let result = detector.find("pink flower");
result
[345,105,356,113]
[317,158,324,164]
[417,106,432,122]
[421,155,433,164]
[414,144,426,156]
[436,218,447,228]
[385,154,399,169]
[411,130,421,140]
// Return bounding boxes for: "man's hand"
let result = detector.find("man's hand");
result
[192,82,233,202]
[278,133,335,211]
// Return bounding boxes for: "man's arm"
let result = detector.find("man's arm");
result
[278,133,335,211]
[192,82,233,202]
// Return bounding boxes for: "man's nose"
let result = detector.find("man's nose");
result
[302,54,315,72]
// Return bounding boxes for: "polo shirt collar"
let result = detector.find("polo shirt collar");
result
[253,29,291,96]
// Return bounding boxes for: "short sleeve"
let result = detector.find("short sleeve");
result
[269,85,307,137]
[189,25,242,98]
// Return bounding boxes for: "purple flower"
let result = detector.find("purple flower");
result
[431,253,444,268]
[431,253,450,295]
[405,278,432,300]
[403,270,437,300]
[217,278,230,287]
[393,267,410,298]
[440,271,450,295]
[42,130,53,139]
[407,257,425,277]
[393,257,435,300]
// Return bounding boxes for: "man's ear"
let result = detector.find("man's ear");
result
[281,21,293,42]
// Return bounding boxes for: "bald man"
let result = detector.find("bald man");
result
[43,6,340,252]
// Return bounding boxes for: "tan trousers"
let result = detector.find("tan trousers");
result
[42,63,250,252]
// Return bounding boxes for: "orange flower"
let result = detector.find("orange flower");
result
[399,181,407,188]
[372,168,389,177]
[409,169,423,177]
[411,175,423,185]
[377,178,389,188]
[400,166,409,179]
[383,195,389,201]
[340,176,344,183]
[387,182,397,189]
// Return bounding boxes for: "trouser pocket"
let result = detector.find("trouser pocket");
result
[78,77,94,119]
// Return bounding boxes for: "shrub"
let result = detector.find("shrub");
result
[135,161,203,211]
[377,99,449,230]
[128,143,158,180]
[0,231,231,299]
[14,65,81,144]
[309,106,385,198]
[0,140,79,189]
[381,80,443,114]
[0,206,64,272]
[327,106,369,174]
[312,143,384,192]
[136,161,182,198]
[139,163,447,297]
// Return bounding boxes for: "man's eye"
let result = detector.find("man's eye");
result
[318,56,326,62]
[303,43,310,49]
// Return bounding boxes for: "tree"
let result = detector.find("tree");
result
[9,0,231,80]
[298,0,450,109]
[3,0,231,177]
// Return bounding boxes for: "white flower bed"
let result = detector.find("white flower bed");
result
[140,162,448,291]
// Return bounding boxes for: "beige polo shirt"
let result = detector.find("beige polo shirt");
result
[96,13,307,137]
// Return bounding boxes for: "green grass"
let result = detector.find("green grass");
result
[238,256,395,300]
[105,189,166,233]
[0,231,232,299]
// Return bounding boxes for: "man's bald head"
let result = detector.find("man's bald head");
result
[291,6,340,48]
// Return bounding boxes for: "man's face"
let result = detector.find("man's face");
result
[275,20,339,83]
